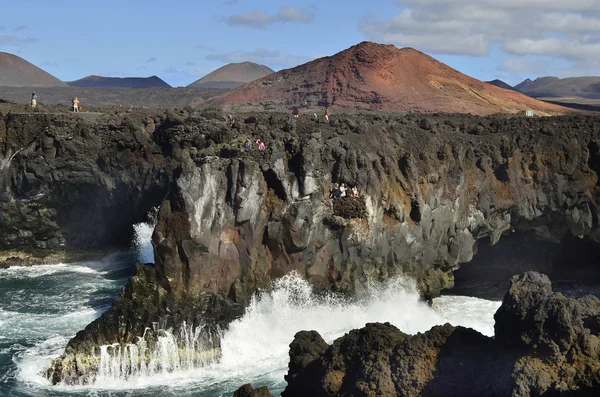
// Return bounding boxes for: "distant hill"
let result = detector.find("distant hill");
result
[207,42,567,115]
[486,79,517,91]
[67,75,171,88]
[0,52,67,87]
[515,76,600,99]
[188,62,274,89]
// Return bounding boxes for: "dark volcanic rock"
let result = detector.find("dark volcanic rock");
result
[0,110,173,266]
[282,272,600,397]
[233,384,273,397]
[3,106,597,384]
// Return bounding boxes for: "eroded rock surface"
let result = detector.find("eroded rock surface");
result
[281,272,600,396]
[5,107,597,384]
[0,108,173,266]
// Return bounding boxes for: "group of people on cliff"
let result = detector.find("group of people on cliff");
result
[30,92,80,112]
[292,107,329,121]
[329,183,359,199]
[243,138,266,151]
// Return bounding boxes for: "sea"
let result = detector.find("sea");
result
[0,217,508,397]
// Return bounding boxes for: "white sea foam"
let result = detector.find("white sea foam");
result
[132,208,157,264]
[18,273,501,393]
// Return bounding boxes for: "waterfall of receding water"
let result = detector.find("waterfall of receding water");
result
[96,322,222,382]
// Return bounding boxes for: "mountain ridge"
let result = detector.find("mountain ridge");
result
[67,75,171,88]
[188,62,274,89]
[206,42,567,115]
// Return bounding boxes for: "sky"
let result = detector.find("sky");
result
[1,0,599,87]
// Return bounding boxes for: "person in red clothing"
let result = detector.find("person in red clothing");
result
[325,107,329,122]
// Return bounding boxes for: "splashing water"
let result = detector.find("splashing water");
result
[46,272,501,394]
[96,323,222,382]
[132,208,157,264]
[2,210,504,396]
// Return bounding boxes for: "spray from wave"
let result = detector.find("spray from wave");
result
[49,273,501,392]
[132,208,158,264]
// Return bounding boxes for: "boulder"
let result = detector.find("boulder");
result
[281,272,600,397]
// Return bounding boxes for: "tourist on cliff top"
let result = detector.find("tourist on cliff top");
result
[31,92,37,109]
[256,139,266,151]
[72,97,80,112]
[325,107,329,122]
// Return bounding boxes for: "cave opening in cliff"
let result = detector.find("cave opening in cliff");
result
[262,169,287,201]
[409,199,421,223]
[449,230,600,300]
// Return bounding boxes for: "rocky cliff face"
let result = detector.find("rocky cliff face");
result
[280,272,600,396]
[43,109,600,384]
[0,108,173,266]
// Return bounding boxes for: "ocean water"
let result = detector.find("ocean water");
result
[0,220,504,397]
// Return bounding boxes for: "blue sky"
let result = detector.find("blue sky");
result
[2,0,598,87]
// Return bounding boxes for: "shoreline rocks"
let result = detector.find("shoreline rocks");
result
[3,105,600,384]
[278,272,600,396]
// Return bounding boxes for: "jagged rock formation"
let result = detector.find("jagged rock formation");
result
[206,42,568,115]
[0,107,173,266]
[67,75,171,88]
[42,109,600,384]
[0,52,67,87]
[280,272,600,396]
[188,62,274,89]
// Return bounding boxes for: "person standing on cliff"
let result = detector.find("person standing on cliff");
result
[325,107,329,122]
[31,92,37,109]
[72,97,80,112]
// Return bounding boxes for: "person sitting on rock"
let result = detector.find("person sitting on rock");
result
[292,108,300,118]
[243,139,251,149]
[352,185,359,197]
[256,139,266,151]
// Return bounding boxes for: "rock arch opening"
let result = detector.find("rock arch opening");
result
[449,230,600,300]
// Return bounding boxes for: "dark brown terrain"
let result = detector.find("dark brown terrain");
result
[206,42,569,115]
[188,62,274,89]
[0,52,67,87]
[67,75,171,88]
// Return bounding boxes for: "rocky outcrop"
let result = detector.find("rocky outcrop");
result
[0,108,173,266]
[280,272,600,396]
[24,108,600,384]
[233,384,274,397]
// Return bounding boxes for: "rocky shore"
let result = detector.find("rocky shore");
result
[2,103,600,384]
[255,272,599,396]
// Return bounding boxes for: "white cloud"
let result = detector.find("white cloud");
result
[206,48,313,67]
[360,1,600,63]
[226,7,315,29]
